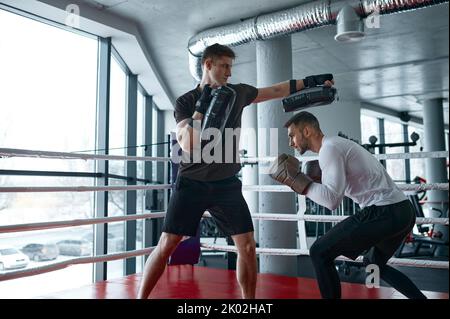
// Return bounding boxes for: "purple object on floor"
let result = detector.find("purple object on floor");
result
[167,231,201,265]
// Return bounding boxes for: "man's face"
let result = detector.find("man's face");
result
[206,56,233,86]
[288,124,309,155]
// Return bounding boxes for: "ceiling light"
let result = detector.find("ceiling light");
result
[335,4,365,43]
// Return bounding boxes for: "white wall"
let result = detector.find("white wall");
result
[308,101,361,143]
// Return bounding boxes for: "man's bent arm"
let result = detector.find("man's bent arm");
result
[306,183,344,211]
[305,145,346,210]
[176,112,203,153]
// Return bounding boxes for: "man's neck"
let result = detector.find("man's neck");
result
[311,133,325,153]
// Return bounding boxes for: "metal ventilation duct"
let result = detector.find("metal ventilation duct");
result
[188,0,448,80]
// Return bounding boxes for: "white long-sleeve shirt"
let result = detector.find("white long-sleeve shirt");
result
[306,136,406,210]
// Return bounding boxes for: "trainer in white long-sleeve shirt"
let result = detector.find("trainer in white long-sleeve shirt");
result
[306,136,406,211]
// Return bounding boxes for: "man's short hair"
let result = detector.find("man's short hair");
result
[284,111,321,131]
[201,43,236,64]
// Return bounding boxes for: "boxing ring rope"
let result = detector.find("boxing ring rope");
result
[242,150,449,164]
[0,182,447,193]
[0,184,172,193]
[0,148,170,162]
[242,183,449,192]
[1,211,446,235]
[0,213,167,233]
[199,244,449,269]
[1,236,447,282]
[1,244,446,282]
[1,148,447,162]
[0,248,155,282]
[0,148,448,281]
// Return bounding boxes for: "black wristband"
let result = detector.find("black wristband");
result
[289,79,297,94]
[303,76,318,88]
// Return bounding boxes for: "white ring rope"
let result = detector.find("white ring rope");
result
[0,247,155,282]
[243,151,449,163]
[1,243,446,282]
[374,151,449,160]
[250,213,450,226]
[0,182,447,193]
[0,212,167,233]
[0,184,172,193]
[1,241,446,282]
[396,183,449,192]
[2,212,446,235]
[0,148,170,162]
[336,255,449,269]
[242,183,449,192]
[1,148,447,163]
[199,244,449,269]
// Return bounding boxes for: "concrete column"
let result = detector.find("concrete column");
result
[241,103,259,244]
[423,98,448,256]
[256,36,297,276]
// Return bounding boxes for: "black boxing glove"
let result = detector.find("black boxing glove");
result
[302,74,333,88]
[195,84,213,115]
[201,85,235,136]
[282,86,337,112]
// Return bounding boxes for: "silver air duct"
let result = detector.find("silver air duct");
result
[188,0,448,81]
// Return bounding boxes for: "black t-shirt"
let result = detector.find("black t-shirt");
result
[174,83,258,181]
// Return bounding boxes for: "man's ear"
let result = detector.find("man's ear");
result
[204,58,213,71]
[303,125,311,137]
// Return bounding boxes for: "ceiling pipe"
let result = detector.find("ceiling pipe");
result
[188,0,448,81]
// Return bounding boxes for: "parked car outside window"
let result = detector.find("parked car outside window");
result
[82,232,124,252]
[0,247,30,270]
[56,239,92,256]
[21,243,59,261]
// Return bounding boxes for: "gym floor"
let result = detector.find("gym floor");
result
[38,263,448,299]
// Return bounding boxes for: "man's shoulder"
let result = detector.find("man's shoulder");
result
[323,136,342,147]
[320,136,346,156]
[176,87,200,107]
[227,83,258,105]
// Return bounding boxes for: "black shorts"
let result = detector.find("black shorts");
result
[162,175,254,237]
[313,199,416,265]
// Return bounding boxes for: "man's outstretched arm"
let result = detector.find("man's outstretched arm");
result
[252,74,334,104]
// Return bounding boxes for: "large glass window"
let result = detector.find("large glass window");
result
[152,106,159,183]
[136,90,146,273]
[106,54,127,279]
[0,8,97,297]
[1,4,157,294]
[408,126,425,180]
[360,113,379,146]
[384,120,406,182]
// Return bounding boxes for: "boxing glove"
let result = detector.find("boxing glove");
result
[303,160,322,183]
[269,153,313,195]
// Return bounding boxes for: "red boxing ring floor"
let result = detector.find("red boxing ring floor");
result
[39,265,448,299]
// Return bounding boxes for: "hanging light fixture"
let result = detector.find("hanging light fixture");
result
[334,4,365,43]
